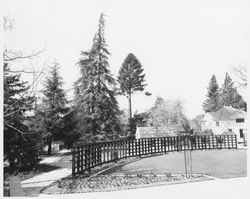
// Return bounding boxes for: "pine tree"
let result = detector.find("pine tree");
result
[118,53,147,119]
[36,63,68,155]
[220,73,246,110]
[4,63,41,171]
[75,13,120,140]
[202,74,220,112]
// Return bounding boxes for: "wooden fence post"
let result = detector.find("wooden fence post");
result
[164,137,166,153]
[80,146,83,172]
[72,147,75,176]
[139,139,141,157]
[76,147,80,174]
[235,134,238,149]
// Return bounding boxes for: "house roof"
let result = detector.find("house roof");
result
[208,106,246,121]
[136,125,185,138]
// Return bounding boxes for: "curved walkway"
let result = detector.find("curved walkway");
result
[20,149,71,196]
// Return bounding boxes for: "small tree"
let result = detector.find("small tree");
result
[36,63,68,155]
[189,114,204,133]
[220,73,246,111]
[147,97,188,129]
[118,53,147,119]
[202,74,220,112]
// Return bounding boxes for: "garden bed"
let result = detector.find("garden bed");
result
[42,173,212,194]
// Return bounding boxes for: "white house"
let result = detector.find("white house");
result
[201,106,247,142]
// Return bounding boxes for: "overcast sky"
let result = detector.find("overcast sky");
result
[3,0,250,118]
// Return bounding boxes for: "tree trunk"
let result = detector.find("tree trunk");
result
[47,138,52,155]
[9,148,16,173]
[128,92,132,120]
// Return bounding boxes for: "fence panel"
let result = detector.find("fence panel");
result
[72,135,237,175]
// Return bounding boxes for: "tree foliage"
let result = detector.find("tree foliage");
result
[189,114,204,133]
[35,63,68,155]
[75,13,120,141]
[61,108,82,148]
[202,74,220,113]
[4,63,42,171]
[203,73,247,112]
[118,53,147,118]
[133,112,150,127]
[220,73,246,110]
[147,97,189,130]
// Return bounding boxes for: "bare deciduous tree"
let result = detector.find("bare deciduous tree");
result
[3,15,14,30]
[3,15,48,135]
[231,65,247,88]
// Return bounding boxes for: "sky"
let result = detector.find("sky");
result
[3,0,250,119]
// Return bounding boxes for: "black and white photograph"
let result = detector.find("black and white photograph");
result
[1,0,249,198]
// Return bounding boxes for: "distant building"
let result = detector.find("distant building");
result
[136,125,185,139]
[43,140,64,152]
[201,106,247,142]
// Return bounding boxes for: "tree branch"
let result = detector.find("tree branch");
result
[231,65,247,87]
[3,48,46,62]
[4,60,49,114]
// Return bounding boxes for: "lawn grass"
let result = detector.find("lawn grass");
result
[110,149,247,179]
[41,149,246,194]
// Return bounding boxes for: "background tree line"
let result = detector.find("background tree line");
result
[3,13,247,172]
[202,73,246,113]
[3,13,148,171]
[190,71,247,134]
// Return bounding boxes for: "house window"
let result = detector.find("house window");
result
[236,118,244,123]
[216,121,219,126]
[239,129,244,138]
[228,129,232,132]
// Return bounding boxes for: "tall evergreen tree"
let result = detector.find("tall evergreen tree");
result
[36,63,68,155]
[75,13,120,140]
[202,74,220,112]
[220,73,246,110]
[4,63,41,171]
[118,53,147,119]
